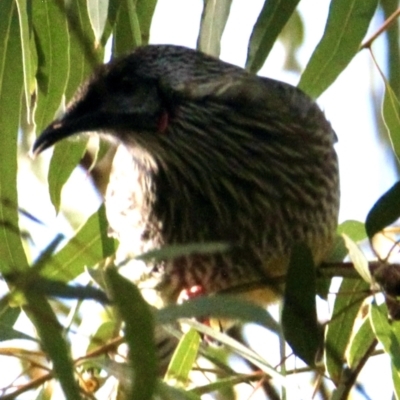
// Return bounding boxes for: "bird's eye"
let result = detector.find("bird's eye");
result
[101,77,162,116]
[118,78,136,94]
[106,77,134,94]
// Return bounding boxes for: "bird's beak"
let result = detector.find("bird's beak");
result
[31,112,93,157]
[31,121,66,156]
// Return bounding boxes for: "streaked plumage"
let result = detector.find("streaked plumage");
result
[33,45,340,307]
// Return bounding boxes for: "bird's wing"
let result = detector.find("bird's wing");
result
[166,73,335,142]
[169,73,276,105]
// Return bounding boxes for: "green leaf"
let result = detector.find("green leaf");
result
[0,0,28,275]
[22,276,109,303]
[246,0,300,73]
[87,0,109,46]
[392,361,400,400]
[105,267,157,400]
[32,234,65,271]
[298,0,378,98]
[15,0,35,121]
[365,180,400,240]
[325,234,348,263]
[370,302,400,398]
[86,320,119,353]
[136,0,157,45]
[91,358,131,385]
[381,78,400,163]
[40,205,114,282]
[189,374,254,397]
[180,318,284,384]
[381,0,400,97]
[370,301,400,377]
[0,304,20,329]
[342,234,371,283]
[325,278,370,384]
[157,296,280,333]
[282,243,320,366]
[97,203,116,257]
[337,220,367,242]
[137,242,230,262]
[347,315,375,369]
[0,326,35,342]
[0,303,35,341]
[47,138,88,214]
[24,293,82,399]
[40,0,104,213]
[197,0,233,57]
[101,0,120,46]
[6,235,107,303]
[279,10,304,73]
[65,0,104,101]
[32,0,70,133]
[164,328,200,385]
[113,0,141,57]
[48,137,88,213]
[157,380,201,400]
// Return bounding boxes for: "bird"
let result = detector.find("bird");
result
[32,44,340,311]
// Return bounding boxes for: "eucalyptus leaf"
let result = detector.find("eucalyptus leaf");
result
[197,0,232,57]
[87,0,109,45]
[370,301,400,377]
[342,234,371,283]
[24,293,82,399]
[32,0,70,133]
[298,0,378,98]
[113,0,141,56]
[325,278,369,384]
[347,315,375,369]
[366,180,400,240]
[381,78,400,163]
[15,0,35,120]
[164,328,200,385]
[40,205,114,282]
[337,220,367,242]
[0,305,36,341]
[137,242,230,262]
[0,0,28,275]
[246,0,300,73]
[282,243,320,366]
[105,267,157,400]
[157,295,280,333]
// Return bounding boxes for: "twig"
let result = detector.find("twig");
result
[361,7,400,49]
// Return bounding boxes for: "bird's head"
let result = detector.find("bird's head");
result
[32,47,185,156]
[32,44,336,183]
[31,45,259,158]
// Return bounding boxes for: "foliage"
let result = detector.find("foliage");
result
[1,0,400,399]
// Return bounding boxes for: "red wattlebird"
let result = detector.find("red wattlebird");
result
[33,44,339,311]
